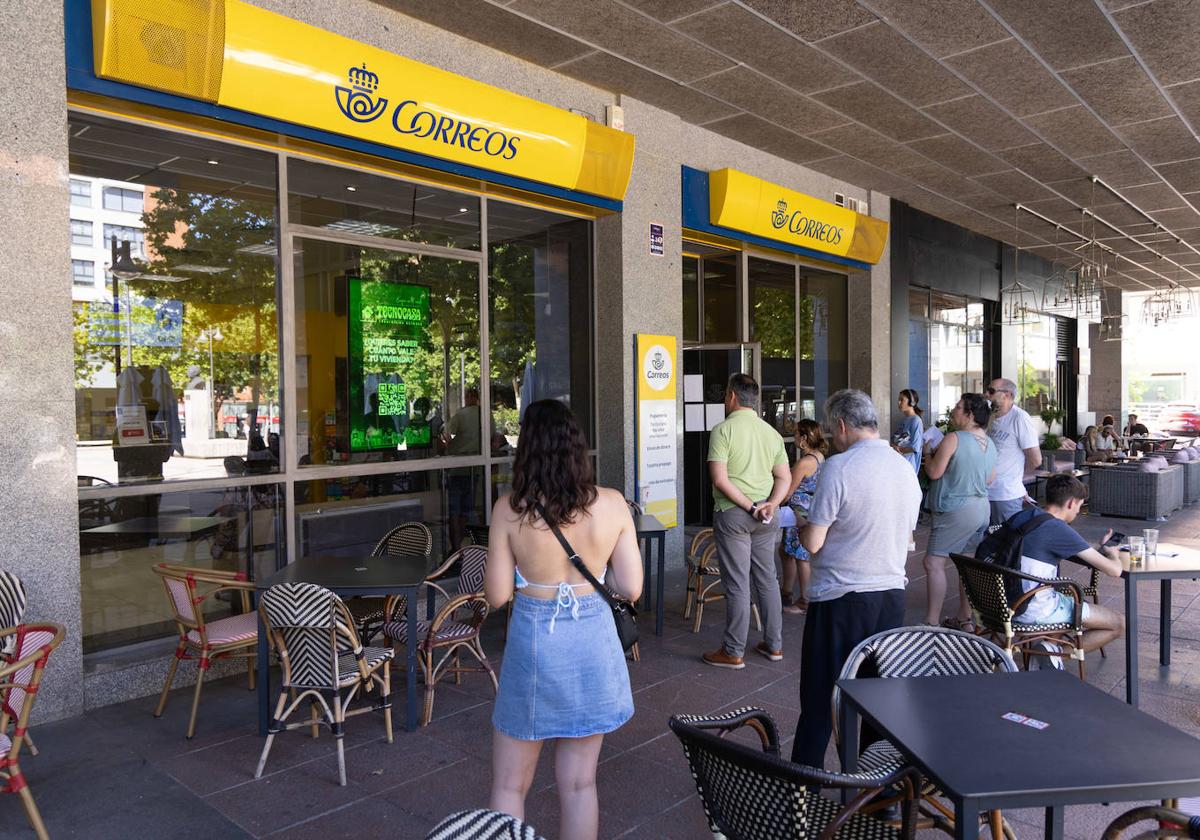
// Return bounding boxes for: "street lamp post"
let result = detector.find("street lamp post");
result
[198,327,223,437]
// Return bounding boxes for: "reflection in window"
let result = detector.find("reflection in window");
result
[71,218,93,247]
[798,268,847,422]
[103,186,144,213]
[288,158,480,250]
[683,256,699,343]
[749,258,796,437]
[912,289,988,424]
[70,112,280,485]
[294,239,480,466]
[1003,314,1057,416]
[702,254,739,342]
[488,201,593,447]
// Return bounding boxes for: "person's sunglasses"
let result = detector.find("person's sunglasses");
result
[985,387,996,394]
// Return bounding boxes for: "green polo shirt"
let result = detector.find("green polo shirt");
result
[707,409,788,512]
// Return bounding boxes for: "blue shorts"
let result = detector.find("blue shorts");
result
[1023,592,1091,625]
[492,593,633,741]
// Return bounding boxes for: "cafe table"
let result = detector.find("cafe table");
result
[838,670,1200,840]
[254,553,428,735]
[632,514,669,636]
[81,515,230,542]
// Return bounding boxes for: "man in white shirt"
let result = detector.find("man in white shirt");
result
[985,378,1041,525]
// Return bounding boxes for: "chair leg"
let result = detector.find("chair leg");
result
[453,651,462,686]
[382,664,394,744]
[683,570,695,619]
[247,655,256,691]
[154,647,183,718]
[255,692,288,779]
[421,649,435,727]
[692,576,705,633]
[22,731,38,757]
[988,809,1004,839]
[16,780,48,840]
[186,657,209,739]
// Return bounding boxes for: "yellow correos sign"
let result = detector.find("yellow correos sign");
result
[708,169,888,264]
[635,334,677,528]
[89,0,634,201]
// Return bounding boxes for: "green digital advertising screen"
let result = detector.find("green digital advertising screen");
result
[347,277,431,452]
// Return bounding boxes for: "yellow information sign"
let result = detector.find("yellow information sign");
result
[89,0,634,201]
[635,334,678,528]
[708,168,888,264]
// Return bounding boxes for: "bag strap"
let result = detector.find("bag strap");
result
[534,503,619,608]
[1016,511,1053,537]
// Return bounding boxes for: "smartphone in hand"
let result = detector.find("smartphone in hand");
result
[1103,532,1126,547]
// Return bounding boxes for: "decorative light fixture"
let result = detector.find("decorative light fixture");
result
[1098,313,1124,342]
[1000,208,1038,325]
[1141,289,1173,326]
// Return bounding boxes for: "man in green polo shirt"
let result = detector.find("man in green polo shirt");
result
[703,373,790,669]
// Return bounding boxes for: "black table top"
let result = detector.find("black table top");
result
[839,670,1200,805]
[632,514,668,535]
[81,515,231,536]
[256,554,428,593]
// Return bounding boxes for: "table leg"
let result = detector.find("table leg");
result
[838,699,859,805]
[1125,577,1140,708]
[406,584,418,732]
[256,602,269,737]
[1044,805,1064,839]
[656,534,665,637]
[954,799,980,840]
[1160,579,1172,667]
[641,537,652,612]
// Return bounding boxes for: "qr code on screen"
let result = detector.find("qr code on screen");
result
[377,382,406,416]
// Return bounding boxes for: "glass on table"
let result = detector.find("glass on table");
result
[1143,528,1159,559]
[1128,535,1145,566]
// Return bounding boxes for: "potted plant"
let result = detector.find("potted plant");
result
[1039,402,1064,434]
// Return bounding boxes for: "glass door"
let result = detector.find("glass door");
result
[682,343,760,527]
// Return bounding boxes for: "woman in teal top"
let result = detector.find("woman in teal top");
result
[920,393,997,628]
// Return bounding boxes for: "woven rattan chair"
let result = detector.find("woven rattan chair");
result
[950,553,1086,678]
[1102,804,1200,839]
[256,583,393,786]
[832,626,1017,838]
[0,623,65,840]
[1065,557,1107,658]
[355,522,433,643]
[670,707,920,839]
[426,808,547,840]
[382,545,496,725]
[153,564,257,738]
[683,529,761,635]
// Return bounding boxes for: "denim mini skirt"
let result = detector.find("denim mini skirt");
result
[492,592,634,741]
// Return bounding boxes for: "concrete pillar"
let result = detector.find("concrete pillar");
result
[1088,287,1123,423]
[848,191,893,431]
[0,0,83,721]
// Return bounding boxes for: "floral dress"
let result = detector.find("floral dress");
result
[781,456,823,561]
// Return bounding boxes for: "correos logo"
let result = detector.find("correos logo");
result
[643,345,672,391]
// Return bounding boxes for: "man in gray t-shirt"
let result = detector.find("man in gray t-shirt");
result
[791,389,921,769]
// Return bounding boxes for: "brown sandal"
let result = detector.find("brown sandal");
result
[941,617,976,633]
[783,600,808,615]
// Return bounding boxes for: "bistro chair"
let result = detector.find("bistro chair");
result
[463,524,490,548]
[1066,557,1107,658]
[0,623,65,840]
[355,522,433,643]
[670,707,920,839]
[382,545,496,725]
[256,583,393,786]
[1102,804,1200,839]
[684,529,761,635]
[624,498,643,517]
[152,563,257,738]
[832,626,1017,839]
[950,553,1087,678]
[426,808,546,840]
[0,572,28,657]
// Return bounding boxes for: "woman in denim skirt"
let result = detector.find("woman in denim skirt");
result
[485,399,643,840]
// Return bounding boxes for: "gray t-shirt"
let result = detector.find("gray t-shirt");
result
[806,438,921,603]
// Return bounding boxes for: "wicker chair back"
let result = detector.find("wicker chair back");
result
[260,583,348,689]
[0,572,27,657]
[372,522,433,561]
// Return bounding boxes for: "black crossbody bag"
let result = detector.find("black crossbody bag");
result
[535,503,639,652]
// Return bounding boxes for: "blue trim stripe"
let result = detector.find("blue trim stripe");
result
[63,0,622,213]
[680,166,872,271]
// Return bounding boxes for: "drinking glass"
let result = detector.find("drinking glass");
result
[1128,536,1145,566]
[1143,528,1159,560]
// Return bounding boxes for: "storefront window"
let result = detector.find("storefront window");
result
[70,114,280,486]
[294,239,480,465]
[799,268,847,421]
[682,256,699,343]
[702,253,739,342]
[909,288,987,424]
[488,201,593,448]
[749,257,796,437]
[1003,314,1058,416]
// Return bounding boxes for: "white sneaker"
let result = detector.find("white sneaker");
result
[1031,640,1064,670]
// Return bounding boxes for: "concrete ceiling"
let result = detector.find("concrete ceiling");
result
[379,0,1200,290]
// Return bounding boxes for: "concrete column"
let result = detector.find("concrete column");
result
[847,191,893,431]
[1088,286,1123,423]
[0,1,82,721]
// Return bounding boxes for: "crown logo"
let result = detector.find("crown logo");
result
[335,63,388,124]
[348,63,379,93]
[652,351,664,370]
[770,199,789,230]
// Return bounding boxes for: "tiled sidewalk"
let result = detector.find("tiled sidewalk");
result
[18,508,1200,839]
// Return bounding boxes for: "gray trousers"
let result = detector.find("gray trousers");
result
[713,507,784,657]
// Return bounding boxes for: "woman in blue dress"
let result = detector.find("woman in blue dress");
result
[779,419,827,614]
[892,388,925,473]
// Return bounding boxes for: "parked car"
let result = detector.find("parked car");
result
[1157,403,1200,435]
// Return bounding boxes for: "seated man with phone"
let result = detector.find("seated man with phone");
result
[1003,474,1125,657]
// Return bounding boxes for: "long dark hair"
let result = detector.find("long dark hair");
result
[795,418,828,457]
[509,399,597,527]
[900,388,924,417]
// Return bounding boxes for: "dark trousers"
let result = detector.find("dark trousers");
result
[791,589,905,768]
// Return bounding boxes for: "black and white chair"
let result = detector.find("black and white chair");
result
[355,522,433,642]
[255,582,394,786]
[425,809,546,840]
[833,626,1017,839]
[0,572,28,657]
[382,545,496,725]
[670,707,920,840]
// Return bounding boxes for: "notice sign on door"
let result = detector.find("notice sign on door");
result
[635,334,678,527]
